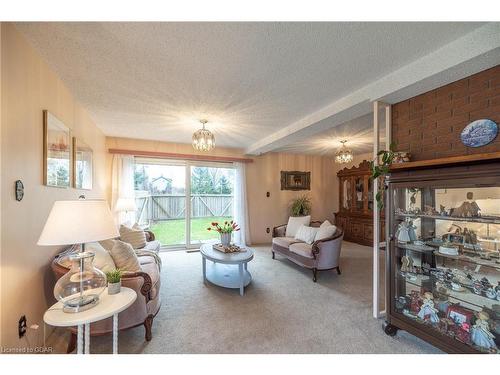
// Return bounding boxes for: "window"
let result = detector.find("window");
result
[134,158,235,248]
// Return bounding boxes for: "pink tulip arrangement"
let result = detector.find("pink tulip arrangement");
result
[207,220,240,234]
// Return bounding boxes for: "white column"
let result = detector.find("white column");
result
[373,101,380,319]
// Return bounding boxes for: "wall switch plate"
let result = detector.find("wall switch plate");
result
[18,315,27,338]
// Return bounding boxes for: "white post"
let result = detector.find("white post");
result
[373,101,380,319]
[84,323,90,354]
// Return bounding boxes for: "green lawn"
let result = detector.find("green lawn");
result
[150,216,232,246]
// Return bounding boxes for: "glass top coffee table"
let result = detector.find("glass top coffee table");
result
[200,243,254,296]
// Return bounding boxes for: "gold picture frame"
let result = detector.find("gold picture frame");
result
[43,110,71,188]
[72,137,93,190]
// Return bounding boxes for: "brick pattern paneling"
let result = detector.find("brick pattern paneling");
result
[392,65,500,161]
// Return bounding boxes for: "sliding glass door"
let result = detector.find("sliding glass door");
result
[134,158,235,248]
[189,164,235,245]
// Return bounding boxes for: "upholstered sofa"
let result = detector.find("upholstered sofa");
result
[51,234,162,353]
[272,221,344,282]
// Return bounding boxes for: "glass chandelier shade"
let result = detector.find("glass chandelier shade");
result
[192,119,215,152]
[335,140,354,164]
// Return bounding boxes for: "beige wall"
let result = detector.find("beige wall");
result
[106,137,339,244]
[1,24,108,349]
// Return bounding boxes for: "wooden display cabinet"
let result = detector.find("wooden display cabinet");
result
[384,154,500,354]
[335,160,384,246]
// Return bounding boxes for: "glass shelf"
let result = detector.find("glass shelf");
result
[396,213,500,225]
[398,273,499,311]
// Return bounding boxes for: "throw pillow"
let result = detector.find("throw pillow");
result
[285,215,311,237]
[99,238,116,251]
[320,220,332,228]
[315,224,337,242]
[294,225,319,244]
[108,240,141,272]
[85,242,117,273]
[119,224,147,249]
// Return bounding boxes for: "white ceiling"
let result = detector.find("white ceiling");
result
[16,22,488,152]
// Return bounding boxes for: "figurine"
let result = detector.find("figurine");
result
[496,282,500,301]
[423,205,439,216]
[439,205,448,216]
[407,220,417,242]
[471,311,497,351]
[450,192,481,218]
[396,220,412,243]
[472,280,484,295]
[417,292,440,324]
[486,287,497,299]
[401,255,414,274]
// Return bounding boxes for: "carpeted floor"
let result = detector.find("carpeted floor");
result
[48,241,441,354]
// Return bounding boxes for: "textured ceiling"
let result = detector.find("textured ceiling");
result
[17,22,484,150]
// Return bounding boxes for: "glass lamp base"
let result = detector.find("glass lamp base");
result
[62,294,100,313]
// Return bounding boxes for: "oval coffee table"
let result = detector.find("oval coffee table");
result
[200,243,254,296]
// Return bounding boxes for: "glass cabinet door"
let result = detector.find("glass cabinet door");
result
[354,177,364,211]
[390,179,500,353]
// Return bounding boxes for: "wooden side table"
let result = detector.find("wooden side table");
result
[44,287,137,354]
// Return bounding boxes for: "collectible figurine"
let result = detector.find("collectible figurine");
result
[473,280,484,295]
[439,205,448,216]
[417,292,440,324]
[401,255,413,274]
[486,287,497,299]
[396,220,412,243]
[496,282,500,301]
[471,311,497,351]
[450,192,481,218]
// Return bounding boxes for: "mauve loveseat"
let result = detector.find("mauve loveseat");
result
[272,221,344,282]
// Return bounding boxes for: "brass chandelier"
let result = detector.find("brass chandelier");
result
[335,140,353,164]
[192,119,215,152]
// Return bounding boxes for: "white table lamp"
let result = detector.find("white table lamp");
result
[114,198,137,213]
[38,199,119,312]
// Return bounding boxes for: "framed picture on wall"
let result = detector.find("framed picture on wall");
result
[73,137,93,190]
[280,171,311,191]
[43,110,71,188]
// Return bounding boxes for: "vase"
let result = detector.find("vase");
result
[220,232,231,247]
[53,251,106,313]
[108,281,121,295]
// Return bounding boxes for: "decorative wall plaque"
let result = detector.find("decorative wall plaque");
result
[460,119,498,148]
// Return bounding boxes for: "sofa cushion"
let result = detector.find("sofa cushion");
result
[272,236,299,248]
[109,240,141,272]
[294,225,319,244]
[85,242,116,273]
[143,240,161,253]
[289,242,314,258]
[285,215,311,237]
[119,224,147,249]
[315,224,337,241]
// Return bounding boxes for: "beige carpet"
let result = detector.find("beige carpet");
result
[48,241,441,354]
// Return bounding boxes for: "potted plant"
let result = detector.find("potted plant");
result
[207,220,240,247]
[290,194,311,217]
[369,142,398,209]
[105,269,123,295]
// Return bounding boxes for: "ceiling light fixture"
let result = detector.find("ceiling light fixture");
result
[335,140,353,164]
[192,119,215,152]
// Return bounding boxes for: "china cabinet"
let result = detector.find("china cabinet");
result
[385,156,500,353]
[336,160,384,246]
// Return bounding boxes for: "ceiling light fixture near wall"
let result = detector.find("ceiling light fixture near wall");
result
[192,119,215,152]
[335,140,354,164]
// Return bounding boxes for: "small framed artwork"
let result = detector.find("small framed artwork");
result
[280,171,311,191]
[73,137,93,190]
[43,110,71,188]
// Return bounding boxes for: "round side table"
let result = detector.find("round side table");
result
[44,287,137,354]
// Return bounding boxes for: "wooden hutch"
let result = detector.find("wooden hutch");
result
[335,160,384,246]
